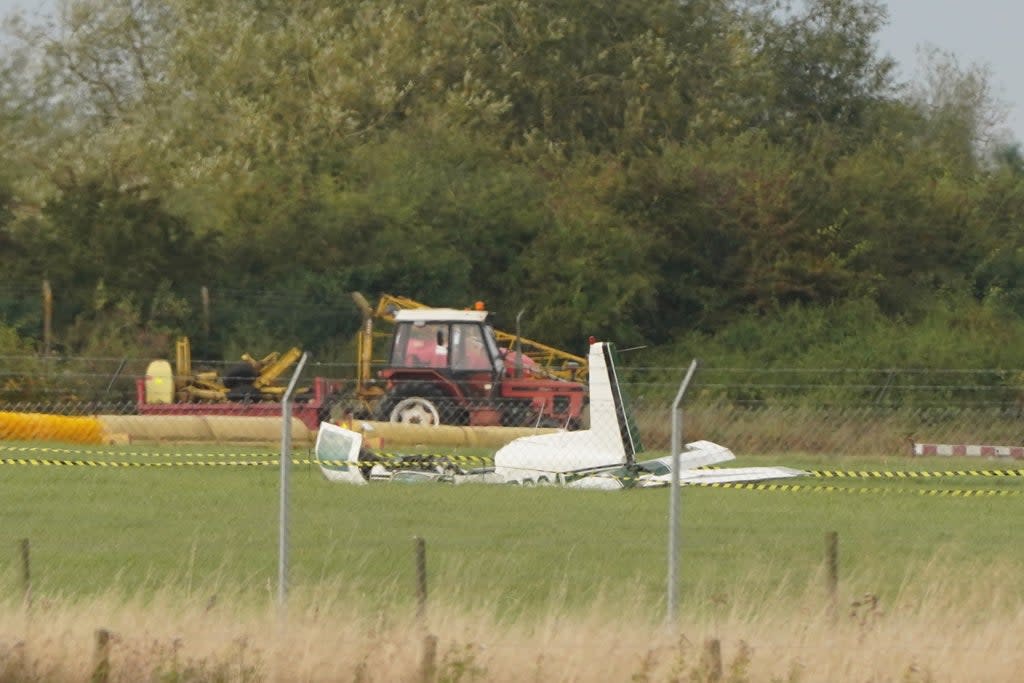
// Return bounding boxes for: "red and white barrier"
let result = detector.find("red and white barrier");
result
[913,443,1024,459]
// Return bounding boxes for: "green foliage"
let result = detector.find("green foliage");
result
[633,295,1024,409]
[616,133,871,339]
[658,296,1024,370]
[0,0,1022,360]
[751,0,896,138]
[16,179,217,353]
[0,319,46,401]
[0,320,31,355]
[62,280,191,358]
[515,157,659,347]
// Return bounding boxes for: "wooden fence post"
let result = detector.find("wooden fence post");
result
[91,629,111,683]
[826,531,839,619]
[702,638,722,682]
[419,633,437,683]
[201,286,211,339]
[42,279,52,357]
[19,538,30,608]
[414,536,428,621]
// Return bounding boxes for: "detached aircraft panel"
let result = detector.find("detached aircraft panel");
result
[665,466,807,486]
[315,422,367,485]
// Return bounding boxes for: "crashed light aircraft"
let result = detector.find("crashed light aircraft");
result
[315,342,805,489]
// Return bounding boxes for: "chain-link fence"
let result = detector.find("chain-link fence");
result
[4,354,1024,454]
[4,352,1024,622]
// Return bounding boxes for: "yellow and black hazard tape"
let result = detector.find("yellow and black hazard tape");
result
[699,482,1021,496]
[332,462,1024,478]
[372,451,495,466]
[1,458,1022,497]
[0,458,286,467]
[0,444,496,465]
[0,457,462,468]
[809,469,1024,479]
[0,444,278,459]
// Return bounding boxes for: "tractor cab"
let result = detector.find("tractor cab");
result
[387,309,501,375]
[376,307,587,427]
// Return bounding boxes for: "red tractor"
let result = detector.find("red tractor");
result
[375,307,588,428]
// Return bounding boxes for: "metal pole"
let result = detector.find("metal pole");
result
[667,359,699,623]
[278,351,310,611]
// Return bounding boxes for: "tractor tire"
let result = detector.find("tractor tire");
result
[388,396,442,425]
[377,384,467,426]
[227,383,261,402]
[223,362,259,390]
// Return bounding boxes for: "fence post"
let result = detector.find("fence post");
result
[200,286,211,339]
[415,536,428,621]
[91,629,111,683]
[20,538,30,608]
[41,279,52,357]
[667,359,699,624]
[419,633,437,683]
[702,638,722,682]
[278,352,310,614]
[826,531,839,619]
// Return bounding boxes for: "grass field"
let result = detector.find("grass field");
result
[3,442,1023,607]
[2,440,1024,681]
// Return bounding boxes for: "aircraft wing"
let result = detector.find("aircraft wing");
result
[565,443,804,490]
[565,440,742,490]
[662,466,806,486]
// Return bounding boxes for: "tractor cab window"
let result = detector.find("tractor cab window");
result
[391,322,448,368]
[451,323,495,372]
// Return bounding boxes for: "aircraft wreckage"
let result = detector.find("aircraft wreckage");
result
[315,342,805,489]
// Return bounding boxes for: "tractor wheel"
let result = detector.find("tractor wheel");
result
[227,383,261,403]
[223,362,259,389]
[388,396,442,425]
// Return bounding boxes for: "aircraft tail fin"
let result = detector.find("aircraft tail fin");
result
[494,341,643,483]
[602,342,643,463]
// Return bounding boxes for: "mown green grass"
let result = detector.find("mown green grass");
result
[2,441,1023,618]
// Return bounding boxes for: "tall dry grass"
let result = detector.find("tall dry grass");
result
[633,402,1024,456]
[2,559,1023,682]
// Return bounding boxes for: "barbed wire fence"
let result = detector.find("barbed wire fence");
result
[3,354,1024,455]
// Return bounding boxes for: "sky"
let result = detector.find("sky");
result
[0,0,1022,143]
[876,0,1024,143]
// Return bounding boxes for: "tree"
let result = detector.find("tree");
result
[18,178,218,350]
[906,45,1009,165]
[745,0,896,144]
